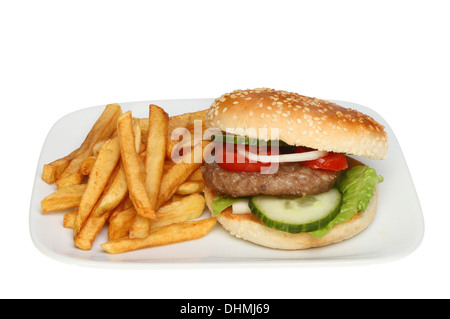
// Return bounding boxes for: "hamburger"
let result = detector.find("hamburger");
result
[202,88,388,250]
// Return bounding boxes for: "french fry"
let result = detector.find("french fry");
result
[145,104,169,207]
[166,138,179,160]
[152,193,205,230]
[128,118,152,238]
[92,140,108,157]
[175,180,205,195]
[90,163,128,217]
[63,209,78,228]
[129,105,169,238]
[81,156,97,176]
[74,193,132,249]
[108,205,136,241]
[129,215,152,239]
[155,144,204,210]
[137,118,148,140]
[43,105,214,253]
[118,111,156,220]
[101,217,217,254]
[171,194,186,202]
[42,149,79,184]
[155,162,201,210]
[131,192,205,237]
[73,136,121,236]
[74,208,113,251]
[133,119,142,154]
[166,109,207,159]
[188,109,208,123]
[55,104,122,188]
[163,160,176,173]
[41,184,87,213]
[187,167,203,182]
[167,109,207,137]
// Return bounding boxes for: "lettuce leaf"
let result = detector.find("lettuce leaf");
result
[211,195,246,216]
[309,165,383,238]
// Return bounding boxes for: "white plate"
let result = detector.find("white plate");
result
[29,98,424,268]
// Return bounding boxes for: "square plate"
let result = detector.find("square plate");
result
[29,98,424,268]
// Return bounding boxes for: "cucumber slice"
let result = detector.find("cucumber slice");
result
[249,188,342,233]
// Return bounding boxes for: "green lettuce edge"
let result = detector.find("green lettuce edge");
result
[309,165,383,237]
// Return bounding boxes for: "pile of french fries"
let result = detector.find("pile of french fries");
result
[41,103,216,254]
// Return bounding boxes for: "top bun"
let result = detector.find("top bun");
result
[205,88,388,160]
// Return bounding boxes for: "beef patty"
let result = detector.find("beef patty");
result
[201,162,341,197]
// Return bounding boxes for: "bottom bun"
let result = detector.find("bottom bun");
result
[204,186,378,250]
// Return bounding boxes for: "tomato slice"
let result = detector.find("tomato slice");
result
[296,146,348,171]
[215,143,348,172]
[215,144,274,172]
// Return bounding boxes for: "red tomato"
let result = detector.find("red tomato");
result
[215,144,274,172]
[296,146,348,171]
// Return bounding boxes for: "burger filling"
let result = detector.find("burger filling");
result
[204,134,383,237]
[202,161,340,197]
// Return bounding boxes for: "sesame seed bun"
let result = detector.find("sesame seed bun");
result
[205,88,388,160]
[204,185,378,250]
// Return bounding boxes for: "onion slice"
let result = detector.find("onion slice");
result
[237,148,328,163]
[232,199,251,214]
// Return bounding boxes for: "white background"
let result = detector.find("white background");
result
[1,1,449,299]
